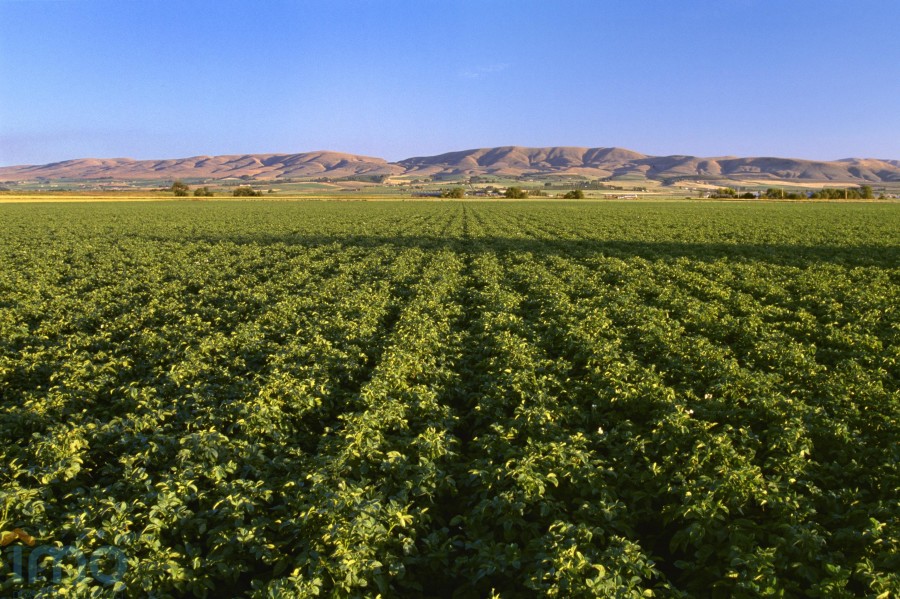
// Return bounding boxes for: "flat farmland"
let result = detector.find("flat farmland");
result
[1,200,897,597]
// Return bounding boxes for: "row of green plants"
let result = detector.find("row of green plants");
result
[0,200,897,597]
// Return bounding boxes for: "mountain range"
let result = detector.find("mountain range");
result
[3,147,899,184]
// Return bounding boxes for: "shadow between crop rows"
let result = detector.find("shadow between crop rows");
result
[142,232,900,269]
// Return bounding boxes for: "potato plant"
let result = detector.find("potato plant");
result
[0,200,897,597]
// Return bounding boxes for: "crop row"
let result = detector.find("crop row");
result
[0,200,897,597]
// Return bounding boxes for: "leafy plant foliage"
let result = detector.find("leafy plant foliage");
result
[0,200,897,597]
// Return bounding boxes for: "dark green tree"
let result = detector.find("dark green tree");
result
[505,186,528,199]
[171,180,190,196]
[441,187,465,198]
[563,190,585,199]
[233,186,263,197]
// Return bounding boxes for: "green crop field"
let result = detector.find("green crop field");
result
[1,200,898,598]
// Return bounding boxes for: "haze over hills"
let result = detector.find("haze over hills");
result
[2,146,899,185]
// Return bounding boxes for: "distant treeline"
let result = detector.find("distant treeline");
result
[712,185,877,200]
[809,185,875,199]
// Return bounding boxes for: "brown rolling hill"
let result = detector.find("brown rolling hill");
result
[399,147,900,183]
[0,151,403,182]
[2,146,898,184]
[397,146,651,178]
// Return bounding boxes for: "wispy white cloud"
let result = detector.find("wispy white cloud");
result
[459,63,510,80]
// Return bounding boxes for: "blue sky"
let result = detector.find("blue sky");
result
[1,0,899,165]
